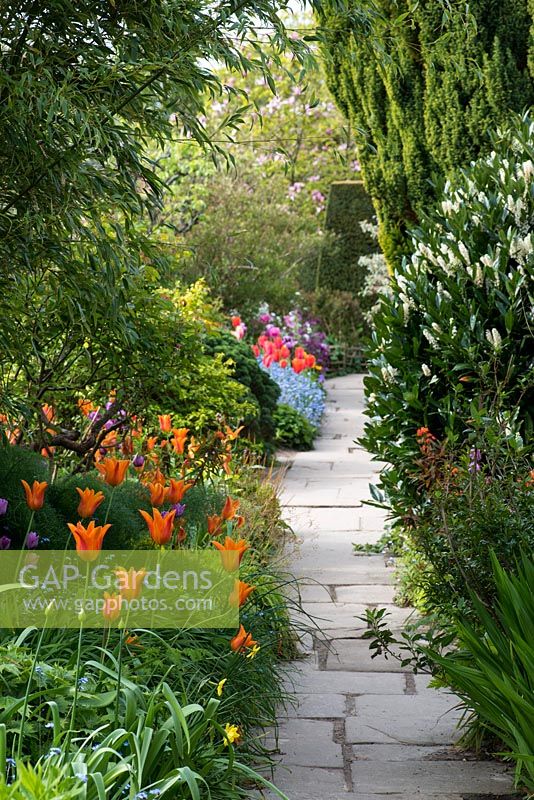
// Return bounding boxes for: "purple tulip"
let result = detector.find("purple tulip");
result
[0,498,8,516]
[0,536,11,550]
[171,503,186,518]
[132,453,145,468]
[26,532,39,549]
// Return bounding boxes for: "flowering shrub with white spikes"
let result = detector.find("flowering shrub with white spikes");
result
[362,113,534,522]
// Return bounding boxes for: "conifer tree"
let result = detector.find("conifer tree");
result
[318,1,534,265]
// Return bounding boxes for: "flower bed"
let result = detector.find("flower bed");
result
[0,418,301,798]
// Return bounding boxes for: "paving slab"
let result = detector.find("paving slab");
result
[267,718,343,768]
[346,693,463,744]
[282,664,406,695]
[293,601,368,630]
[255,766,347,799]
[286,692,347,719]
[325,637,407,672]
[335,583,397,604]
[351,760,514,794]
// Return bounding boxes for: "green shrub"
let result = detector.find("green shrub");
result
[203,332,280,441]
[273,404,316,450]
[395,445,534,617]
[362,113,534,523]
[427,554,534,792]
[0,439,63,549]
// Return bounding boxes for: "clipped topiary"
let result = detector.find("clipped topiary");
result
[362,113,534,521]
[316,180,376,293]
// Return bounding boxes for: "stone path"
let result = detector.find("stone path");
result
[259,374,516,800]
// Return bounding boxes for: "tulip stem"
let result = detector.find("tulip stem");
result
[104,487,116,525]
[66,564,90,752]
[21,511,35,551]
[114,629,124,725]
[16,625,45,761]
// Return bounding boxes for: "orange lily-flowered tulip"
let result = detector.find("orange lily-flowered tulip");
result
[78,398,96,416]
[42,404,55,427]
[224,425,244,441]
[221,496,240,521]
[158,414,172,432]
[139,507,176,546]
[229,580,255,608]
[146,435,159,452]
[175,525,187,544]
[115,567,146,601]
[102,592,123,622]
[67,520,111,561]
[76,487,105,518]
[96,458,130,487]
[148,481,167,506]
[122,436,134,456]
[235,515,245,528]
[221,453,232,476]
[167,478,193,504]
[188,437,200,460]
[230,624,257,652]
[212,537,249,571]
[207,514,223,536]
[171,427,189,454]
[21,480,48,511]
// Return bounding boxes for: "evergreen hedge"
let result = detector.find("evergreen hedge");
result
[318,0,534,266]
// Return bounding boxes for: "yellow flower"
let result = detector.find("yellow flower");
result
[216,678,227,697]
[246,644,261,660]
[223,723,242,746]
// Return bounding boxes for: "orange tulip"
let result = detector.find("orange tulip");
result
[212,536,249,571]
[175,525,187,544]
[292,357,306,374]
[235,515,245,528]
[42,403,55,423]
[171,427,189,454]
[188,437,200,460]
[115,567,146,601]
[224,425,244,441]
[221,496,240,521]
[207,514,223,536]
[78,398,96,416]
[139,507,176,546]
[67,520,111,561]
[229,580,255,607]
[121,436,134,456]
[148,482,167,506]
[146,435,159,452]
[230,624,257,652]
[96,458,130,487]
[221,452,232,475]
[167,478,193,504]
[158,414,172,432]
[21,480,48,511]
[102,592,123,622]
[76,487,105,518]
